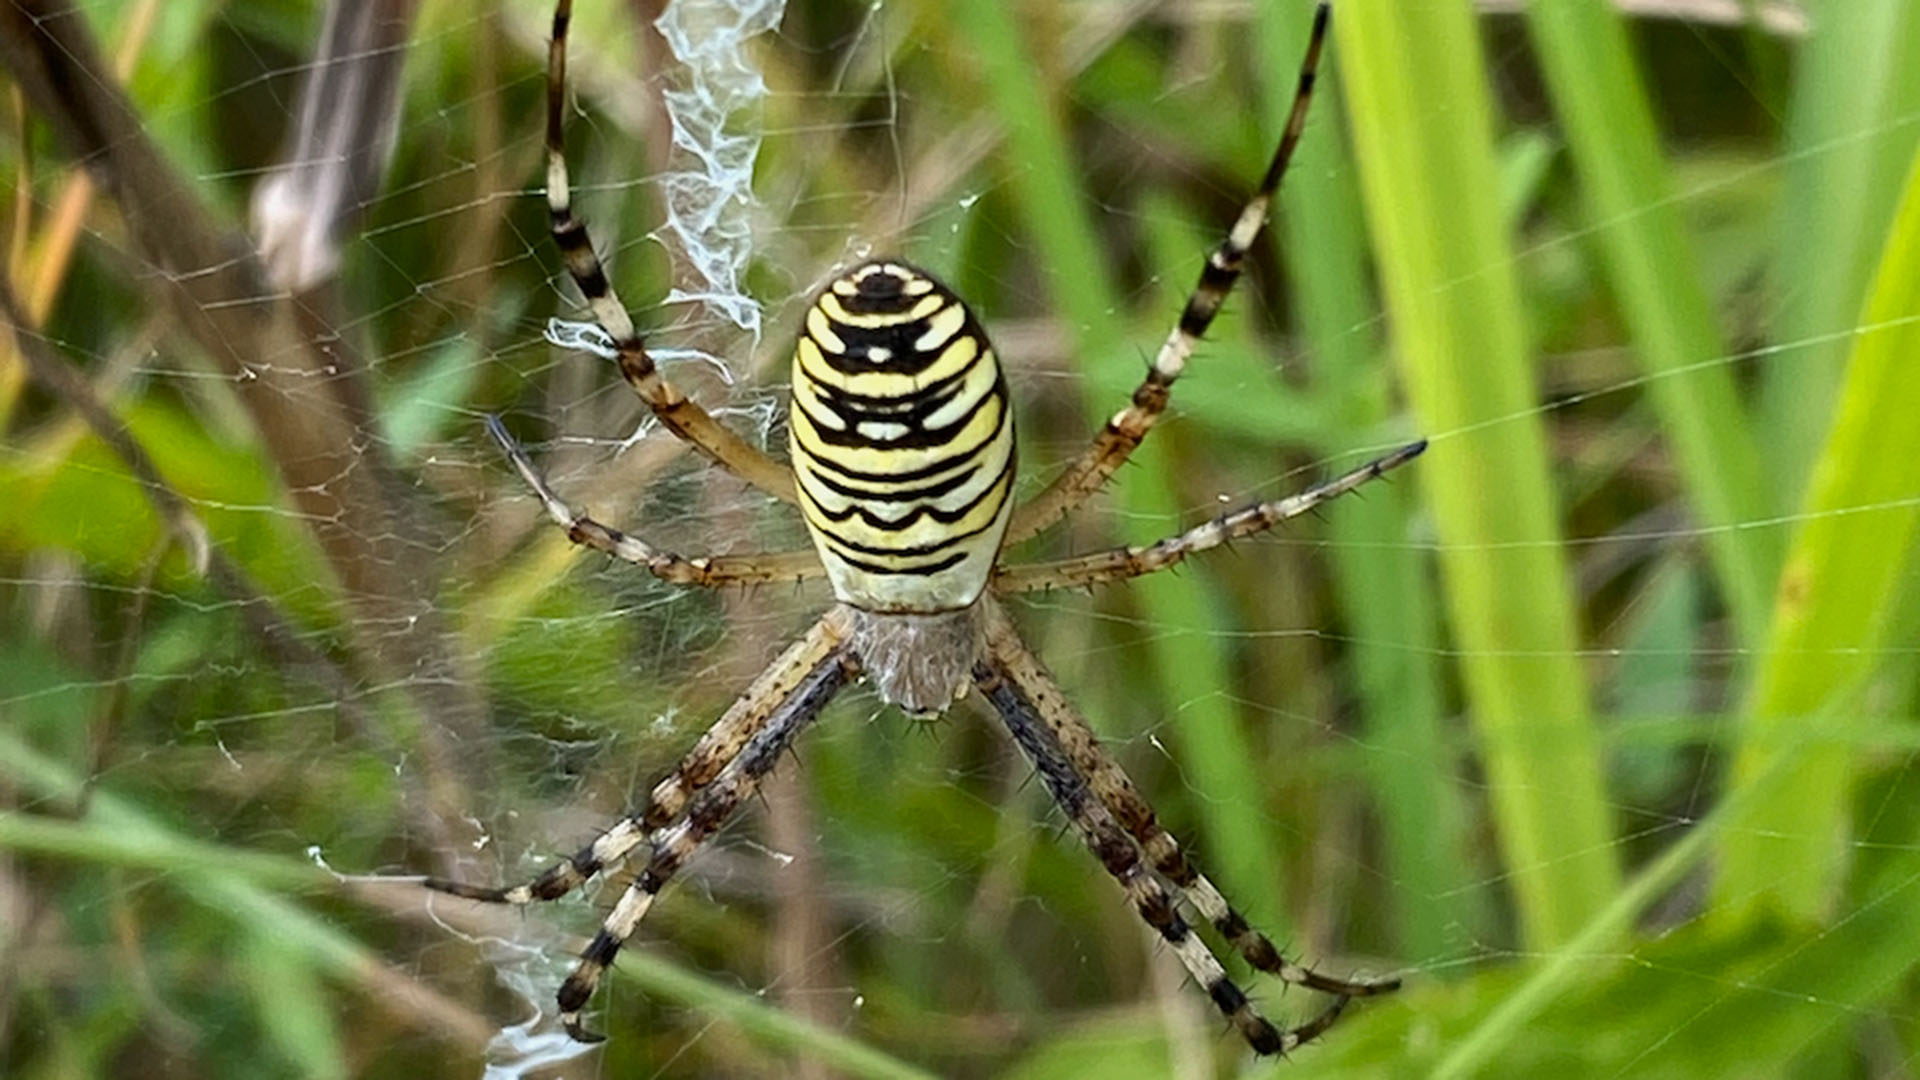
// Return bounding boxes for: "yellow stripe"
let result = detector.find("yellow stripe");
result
[818,291,945,329]
[805,306,844,353]
[797,465,1014,559]
[920,350,1001,428]
[787,350,847,430]
[791,390,1006,480]
[913,303,967,351]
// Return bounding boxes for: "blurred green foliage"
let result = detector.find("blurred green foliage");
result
[3,1,1918,1077]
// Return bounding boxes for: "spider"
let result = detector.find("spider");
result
[430,0,1420,1056]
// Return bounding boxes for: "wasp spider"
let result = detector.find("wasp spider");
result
[431,0,1420,1056]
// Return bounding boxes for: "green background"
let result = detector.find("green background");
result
[3,1,1918,1077]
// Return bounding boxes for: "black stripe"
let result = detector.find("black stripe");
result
[1218,909,1252,941]
[836,261,942,315]
[812,376,976,424]
[580,931,620,970]
[838,292,922,317]
[812,336,950,375]
[801,459,980,503]
[792,392,971,452]
[809,319,979,376]
[552,218,593,253]
[572,263,612,306]
[1141,888,1185,941]
[822,546,970,578]
[797,382,1004,451]
[1179,293,1226,338]
[803,467,1010,534]
[1199,253,1239,289]
[816,480,1003,534]
[800,437,988,485]
[815,377,998,434]
[810,300,987,369]
[1207,977,1247,1016]
[808,358,979,413]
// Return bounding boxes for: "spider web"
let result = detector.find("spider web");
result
[2,2,1918,1079]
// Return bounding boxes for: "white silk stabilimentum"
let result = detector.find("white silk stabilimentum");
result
[653,0,786,349]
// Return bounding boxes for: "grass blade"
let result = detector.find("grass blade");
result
[1335,1,1619,946]
[1718,144,1920,917]
[1525,0,1777,648]
[1762,0,1920,502]
[1255,3,1480,961]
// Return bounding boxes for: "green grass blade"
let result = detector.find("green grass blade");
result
[1267,723,1920,1077]
[963,2,1119,352]
[1718,144,1920,918]
[242,931,348,1080]
[606,958,941,1080]
[1424,732,1920,1079]
[0,810,328,889]
[1255,4,1480,961]
[1426,750,1765,1079]
[1335,1,1618,947]
[1762,0,1920,502]
[1525,0,1777,649]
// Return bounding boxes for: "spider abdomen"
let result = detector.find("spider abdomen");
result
[790,261,1015,614]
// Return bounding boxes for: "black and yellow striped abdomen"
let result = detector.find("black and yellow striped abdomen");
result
[789,261,1015,613]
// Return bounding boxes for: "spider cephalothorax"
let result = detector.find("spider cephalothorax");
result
[432,0,1418,1055]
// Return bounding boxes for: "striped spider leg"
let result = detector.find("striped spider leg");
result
[994,439,1426,595]
[977,599,1401,1013]
[543,0,796,503]
[481,415,824,589]
[973,631,1354,1057]
[1005,2,1332,545]
[427,608,857,1041]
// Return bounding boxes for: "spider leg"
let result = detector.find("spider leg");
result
[544,1,795,503]
[426,609,851,907]
[973,653,1341,1057]
[1003,2,1330,545]
[487,415,825,589]
[993,439,1424,595]
[978,598,1400,1000]
[553,640,855,1040]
